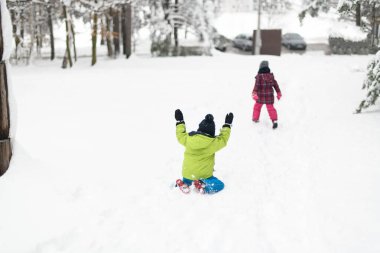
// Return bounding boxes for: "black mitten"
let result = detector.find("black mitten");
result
[224,112,234,127]
[175,109,184,123]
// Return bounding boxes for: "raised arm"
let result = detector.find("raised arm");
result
[210,113,233,153]
[175,109,187,146]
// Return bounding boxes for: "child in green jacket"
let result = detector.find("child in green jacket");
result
[175,109,233,194]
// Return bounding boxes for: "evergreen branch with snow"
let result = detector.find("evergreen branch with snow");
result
[356,51,380,113]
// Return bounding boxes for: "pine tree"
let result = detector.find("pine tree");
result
[356,51,380,113]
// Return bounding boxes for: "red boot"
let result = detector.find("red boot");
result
[176,179,190,194]
[193,180,205,194]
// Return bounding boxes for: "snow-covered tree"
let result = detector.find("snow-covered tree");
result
[148,0,171,56]
[337,0,380,46]
[176,0,214,44]
[3,0,219,63]
[148,0,215,56]
[6,0,62,62]
[5,0,136,66]
[298,0,333,23]
[77,0,134,64]
[261,0,292,27]
[337,0,362,26]
[356,50,380,113]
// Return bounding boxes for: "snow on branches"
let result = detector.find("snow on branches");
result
[149,0,216,56]
[357,51,380,113]
[298,0,332,23]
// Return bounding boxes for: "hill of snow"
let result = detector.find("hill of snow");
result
[0,52,379,253]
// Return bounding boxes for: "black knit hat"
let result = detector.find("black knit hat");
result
[198,114,215,137]
[259,60,269,69]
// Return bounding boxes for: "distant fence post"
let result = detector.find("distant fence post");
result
[0,2,13,177]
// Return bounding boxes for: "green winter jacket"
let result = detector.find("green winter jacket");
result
[176,123,231,180]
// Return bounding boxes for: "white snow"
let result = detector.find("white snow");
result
[0,52,379,253]
[329,21,368,41]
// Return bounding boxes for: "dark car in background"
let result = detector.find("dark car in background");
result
[232,34,253,51]
[282,33,307,50]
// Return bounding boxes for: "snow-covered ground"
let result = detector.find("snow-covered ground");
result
[0,51,379,253]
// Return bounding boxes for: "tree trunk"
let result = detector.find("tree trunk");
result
[0,138,11,177]
[71,21,77,62]
[62,5,72,68]
[20,10,24,42]
[47,5,55,60]
[100,17,105,45]
[0,65,10,140]
[355,3,361,27]
[106,10,113,57]
[371,3,376,47]
[0,6,12,177]
[125,2,132,58]
[163,0,170,20]
[174,0,178,49]
[10,10,18,57]
[162,0,172,55]
[29,3,35,56]
[121,5,127,55]
[113,9,120,56]
[36,4,42,58]
[92,11,98,66]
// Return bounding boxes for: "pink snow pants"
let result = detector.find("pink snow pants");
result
[253,103,278,121]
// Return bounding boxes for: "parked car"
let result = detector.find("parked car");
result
[232,34,253,51]
[215,42,227,52]
[213,34,229,52]
[282,33,307,50]
[213,29,230,52]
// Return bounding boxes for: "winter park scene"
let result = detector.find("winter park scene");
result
[1,0,380,252]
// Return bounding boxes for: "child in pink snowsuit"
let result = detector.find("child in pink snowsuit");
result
[252,60,282,129]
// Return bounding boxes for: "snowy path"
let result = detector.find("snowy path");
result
[1,53,379,253]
